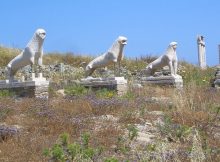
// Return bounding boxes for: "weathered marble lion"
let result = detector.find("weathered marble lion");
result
[144,42,178,76]
[85,36,127,77]
[7,28,46,80]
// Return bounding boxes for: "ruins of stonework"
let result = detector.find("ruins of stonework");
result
[141,75,183,88]
[0,29,49,98]
[197,35,207,69]
[81,36,128,95]
[80,77,127,96]
[140,42,183,88]
[0,78,49,98]
[214,66,220,88]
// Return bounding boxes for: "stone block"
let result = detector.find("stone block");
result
[80,77,128,95]
[214,79,220,88]
[0,78,49,98]
[214,67,220,88]
[141,75,183,88]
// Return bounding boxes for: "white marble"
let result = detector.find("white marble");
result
[144,42,178,76]
[7,28,46,80]
[197,35,206,69]
[81,76,127,84]
[85,36,127,77]
[141,75,183,88]
[80,77,128,95]
[0,79,49,99]
[0,79,49,88]
[214,66,220,88]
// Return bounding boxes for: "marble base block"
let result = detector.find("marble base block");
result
[214,73,220,88]
[214,67,220,88]
[80,77,128,95]
[214,79,220,88]
[141,75,183,88]
[0,77,49,98]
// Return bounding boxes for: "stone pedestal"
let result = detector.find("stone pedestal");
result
[80,77,128,95]
[0,77,49,98]
[140,75,183,88]
[214,67,220,88]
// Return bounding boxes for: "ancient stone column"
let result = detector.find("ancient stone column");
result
[197,35,206,69]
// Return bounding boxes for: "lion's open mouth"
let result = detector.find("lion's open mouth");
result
[121,40,127,45]
[39,32,46,39]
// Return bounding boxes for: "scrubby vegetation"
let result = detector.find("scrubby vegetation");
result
[0,46,219,161]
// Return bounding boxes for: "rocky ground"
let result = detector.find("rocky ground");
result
[0,84,219,161]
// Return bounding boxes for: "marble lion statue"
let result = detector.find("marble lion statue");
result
[143,42,178,76]
[85,36,127,77]
[7,28,46,80]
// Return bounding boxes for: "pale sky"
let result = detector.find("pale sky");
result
[0,0,220,66]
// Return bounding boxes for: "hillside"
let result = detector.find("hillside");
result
[0,46,216,85]
[0,46,219,161]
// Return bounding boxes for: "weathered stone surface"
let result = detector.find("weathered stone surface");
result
[214,79,220,86]
[93,115,118,122]
[0,78,49,98]
[128,122,159,148]
[80,77,128,95]
[214,66,220,88]
[141,75,183,88]
[56,89,66,97]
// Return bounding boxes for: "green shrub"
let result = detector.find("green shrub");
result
[95,88,116,98]
[127,124,138,141]
[115,136,130,154]
[157,115,172,136]
[60,132,69,146]
[121,89,135,100]
[51,144,65,161]
[158,115,192,142]
[81,132,90,149]
[179,64,215,86]
[67,143,81,160]
[82,147,95,159]
[48,86,57,97]
[64,84,88,96]
[0,90,14,97]
[44,132,99,161]
[104,157,119,162]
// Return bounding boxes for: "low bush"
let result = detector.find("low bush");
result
[44,132,101,161]
[64,84,88,96]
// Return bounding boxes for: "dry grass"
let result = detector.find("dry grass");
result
[0,82,219,161]
[0,48,219,161]
[171,83,220,126]
[44,53,92,67]
[0,46,20,67]
[0,86,162,161]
